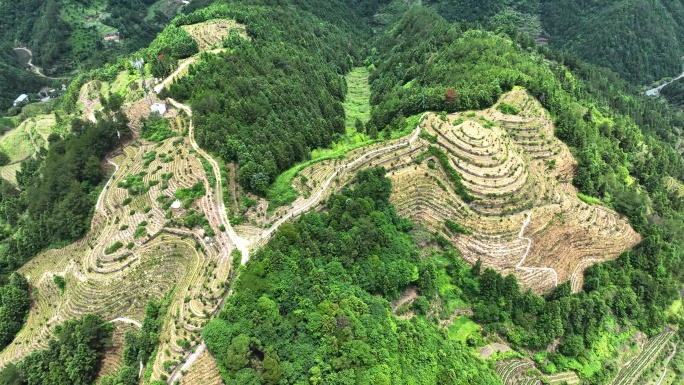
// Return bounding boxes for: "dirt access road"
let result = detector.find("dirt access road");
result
[164,61,428,382]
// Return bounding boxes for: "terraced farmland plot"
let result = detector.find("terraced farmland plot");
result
[496,359,542,385]
[392,90,638,292]
[0,114,58,164]
[0,133,237,382]
[96,322,137,381]
[181,19,248,50]
[546,371,580,384]
[278,89,639,293]
[179,348,223,385]
[612,328,676,385]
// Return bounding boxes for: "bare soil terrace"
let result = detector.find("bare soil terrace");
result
[250,89,641,293]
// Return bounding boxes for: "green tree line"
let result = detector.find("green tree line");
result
[204,168,502,384]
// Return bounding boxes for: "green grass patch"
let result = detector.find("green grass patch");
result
[104,241,124,255]
[426,146,475,202]
[666,299,683,320]
[343,67,371,127]
[53,275,66,294]
[143,150,156,167]
[497,101,520,115]
[266,113,423,209]
[134,225,147,239]
[118,173,148,195]
[448,316,480,344]
[174,182,205,208]
[200,157,216,187]
[445,219,471,235]
[0,115,59,163]
[141,115,175,142]
[577,193,601,205]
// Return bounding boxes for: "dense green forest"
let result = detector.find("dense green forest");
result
[424,0,684,84]
[204,168,503,384]
[661,78,684,108]
[0,274,30,352]
[0,0,174,110]
[165,0,384,194]
[0,314,113,385]
[365,6,684,382]
[0,44,49,110]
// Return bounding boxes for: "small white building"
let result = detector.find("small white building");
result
[150,102,167,115]
[13,94,28,106]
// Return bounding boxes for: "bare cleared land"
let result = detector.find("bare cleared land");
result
[181,19,248,51]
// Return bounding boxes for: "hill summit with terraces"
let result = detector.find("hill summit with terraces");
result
[387,89,641,292]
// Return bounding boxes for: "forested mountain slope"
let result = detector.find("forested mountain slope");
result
[0,0,683,384]
[0,0,176,109]
[425,0,684,84]
[165,0,384,194]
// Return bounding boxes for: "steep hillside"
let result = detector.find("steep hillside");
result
[391,90,640,292]
[165,1,383,195]
[425,0,684,84]
[0,0,181,110]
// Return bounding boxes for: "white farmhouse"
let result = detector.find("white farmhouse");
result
[150,102,167,115]
[13,94,28,107]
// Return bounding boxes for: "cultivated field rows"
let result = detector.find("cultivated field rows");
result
[254,89,640,293]
[0,132,237,381]
[181,19,248,51]
[612,328,677,385]
[496,358,542,385]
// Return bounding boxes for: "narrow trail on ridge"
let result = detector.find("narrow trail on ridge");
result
[260,113,427,242]
[516,213,559,287]
[95,158,120,214]
[655,342,678,385]
[109,317,142,328]
[166,98,427,384]
[165,96,247,385]
[166,98,250,263]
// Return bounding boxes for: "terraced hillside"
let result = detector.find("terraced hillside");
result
[0,19,254,382]
[496,359,542,385]
[398,90,640,292]
[181,19,248,50]
[612,328,677,385]
[0,121,237,381]
[0,114,62,185]
[267,89,640,292]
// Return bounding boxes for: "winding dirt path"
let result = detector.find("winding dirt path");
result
[153,49,224,94]
[516,213,559,287]
[95,159,120,213]
[165,96,248,385]
[656,342,678,385]
[167,98,250,262]
[165,99,426,384]
[13,47,65,80]
[109,317,142,328]
[261,113,426,241]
